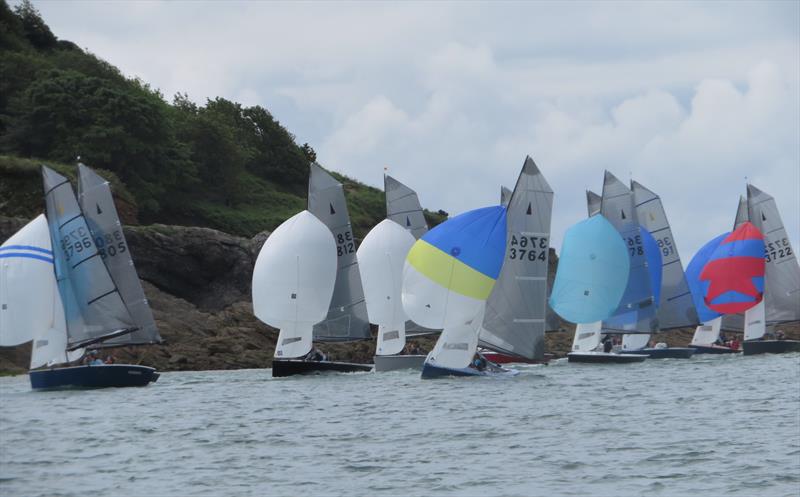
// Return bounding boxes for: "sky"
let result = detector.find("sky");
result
[24,0,800,261]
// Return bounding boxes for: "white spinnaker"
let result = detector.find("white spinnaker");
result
[252,211,337,359]
[358,219,416,356]
[401,261,484,329]
[571,321,602,352]
[743,300,766,341]
[426,305,484,370]
[691,317,722,346]
[0,215,57,347]
[622,333,650,351]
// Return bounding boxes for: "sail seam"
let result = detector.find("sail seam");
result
[86,288,119,306]
[44,179,69,197]
[71,251,101,269]
[58,214,82,229]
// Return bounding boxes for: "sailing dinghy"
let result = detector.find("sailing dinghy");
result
[403,202,516,378]
[741,185,800,355]
[1,166,161,389]
[363,175,430,372]
[253,163,373,377]
[549,213,646,364]
[477,157,555,366]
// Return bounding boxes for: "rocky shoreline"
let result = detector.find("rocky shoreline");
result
[1,216,797,375]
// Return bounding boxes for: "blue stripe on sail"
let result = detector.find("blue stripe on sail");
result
[0,252,55,263]
[0,245,53,255]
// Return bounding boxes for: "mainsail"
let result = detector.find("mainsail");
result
[747,184,800,324]
[600,171,658,333]
[42,166,137,349]
[587,190,602,217]
[631,181,697,329]
[385,175,428,240]
[307,163,371,341]
[500,186,513,207]
[77,164,161,346]
[480,157,553,360]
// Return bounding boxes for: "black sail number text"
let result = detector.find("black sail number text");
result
[336,231,355,257]
[509,234,548,262]
[95,229,127,259]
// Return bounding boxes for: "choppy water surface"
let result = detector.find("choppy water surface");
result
[1,353,799,497]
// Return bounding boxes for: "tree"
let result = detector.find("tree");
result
[13,0,56,49]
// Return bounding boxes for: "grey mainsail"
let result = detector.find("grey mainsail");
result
[500,186,513,207]
[631,181,698,329]
[42,166,136,349]
[77,164,161,346]
[600,171,657,333]
[307,163,371,341]
[385,175,428,240]
[480,156,553,359]
[587,190,602,217]
[747,184,800,324]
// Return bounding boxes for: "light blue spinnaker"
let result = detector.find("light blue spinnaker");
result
[549,215,630,324]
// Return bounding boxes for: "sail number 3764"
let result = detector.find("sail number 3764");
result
[509,234,548,261]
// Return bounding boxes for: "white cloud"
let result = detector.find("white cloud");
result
[21,0,800,262]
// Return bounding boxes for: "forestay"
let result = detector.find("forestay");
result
[632,180,698,329]
[78,164,161,346]
[307,163,371,341]
[252,211,337,358]
[358,219,416,356]
[600,171,658,333]
[480,157,553,360]
[747,184,800,324]
[42,166,136,350]
[385,175,428,240]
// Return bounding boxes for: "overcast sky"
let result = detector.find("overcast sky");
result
[25,0,800,260]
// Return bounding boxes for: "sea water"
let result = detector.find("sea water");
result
[1,353,798,497]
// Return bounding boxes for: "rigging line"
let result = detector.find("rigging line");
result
[44,179,69,197]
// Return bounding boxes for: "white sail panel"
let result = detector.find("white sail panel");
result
[401,261,485,329]
[571,321,602,352]
[622,333,650,351]
[743,300,766,341]
[358,219,416,356]
[0,215,57,346]
[747,184,800,324]
[691,317,722,346]
[426,306,484,370]
[252,211,337,333]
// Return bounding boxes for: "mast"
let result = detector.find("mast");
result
[307,163,371,341]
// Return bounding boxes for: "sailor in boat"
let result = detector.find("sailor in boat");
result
[304,347,328,362]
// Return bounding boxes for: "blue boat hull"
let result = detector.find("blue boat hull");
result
[619,347,695,359]
[420,361,519,379]
[29,364,159,390]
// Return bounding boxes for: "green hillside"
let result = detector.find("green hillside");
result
[0,1,446,238]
